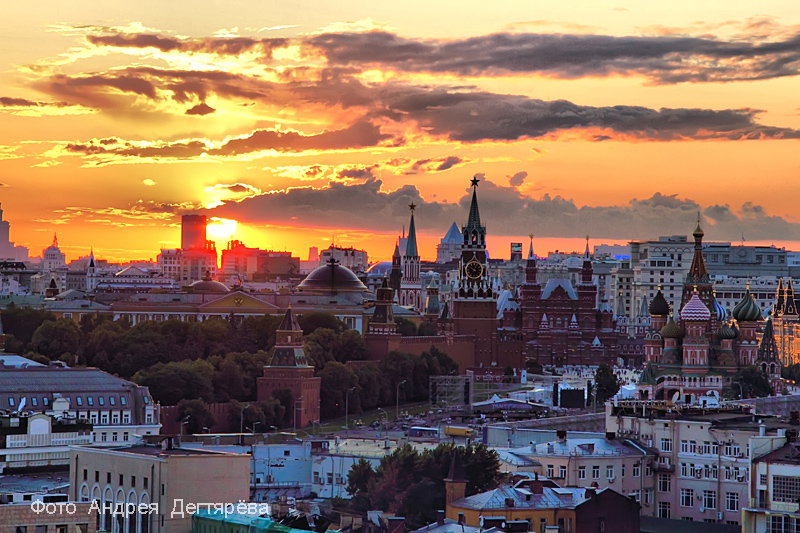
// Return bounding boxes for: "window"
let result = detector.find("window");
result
[760,474,768,486]
[327,472,333,484]
[658,474,671,492]
[119,474,123,485]
[773,476,800,502]
[31,397,37,406]
[98,396,105,406]
[606,465,614,479]
[109,397,115,406]
[122,413,130,424]
[592,465,600,479]
[657,501,671,519]
[123,432,129,441]
[703,490,717,509]
[76,396,83,406]
[646,462,653,476]
[132,476,136,488]
[633,463,641,477]
[112,414,119,424]
[724,443,740,457]
[101,414,108,424]
[725,492,739,512]
[578,466,586,480]
[43,397,48,406]
[559,466,567,479]
[144,477,148,489]
[680,440,688,453]
[112,432,118,442]
[87,396,94,406]
[56,525,68,533]
[107,472,111,483]
[661,438,673,453]
[101,432,107,442]
[16,527,27,533]
[8,397,14,407]
[120,396,127,406]
[681,463,688,477]
[689,440,696,453]
[83,468,87,481]
[95,471,99,483]
[547,465,554,478]
[680,489,694,508]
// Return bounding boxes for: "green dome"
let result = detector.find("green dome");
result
[733,287,762,322]
[660,316,682,338]
[718,323,738,340]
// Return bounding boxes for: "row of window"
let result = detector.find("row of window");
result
[7,395,128,408]
[678,488,740,511]
[83,469,149,490]
[94,430,131,442]
[15,526,88,533]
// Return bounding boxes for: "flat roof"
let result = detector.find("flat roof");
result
[0,473,69,494]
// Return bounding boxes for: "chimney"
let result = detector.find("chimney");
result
[556,430,567,442]
[585,487,596,500]
[605,432,615,440]
[586,443,595,454]
[504,498,515,508]
[458,513,465,525]
[437,510,445,527]
[388,517,405,533]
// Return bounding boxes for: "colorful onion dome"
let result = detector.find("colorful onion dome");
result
[713,297,727,322]
[660,316,683,338]
[718,322,738,340]
[649,289,670,316]
[681,292,711,322]
[733,286,762,322]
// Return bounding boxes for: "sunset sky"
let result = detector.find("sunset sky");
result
[3,1,800,263]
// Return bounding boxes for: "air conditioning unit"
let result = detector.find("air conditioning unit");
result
[737,475,746,482]
[609,476,616,483]
[699,506,705,513]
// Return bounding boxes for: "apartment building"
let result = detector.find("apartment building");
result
[607,400,799,526]
[743,432,800,533]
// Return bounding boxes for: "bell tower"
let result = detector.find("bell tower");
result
[452,175,496,367]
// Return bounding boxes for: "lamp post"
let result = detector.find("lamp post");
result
[180,415,190,436]
[250,421,260,435]
[239,403,249,434]
[293,396,303,434]
[732,381,743,401]
[345,387,356,438]
[396,380,407,422]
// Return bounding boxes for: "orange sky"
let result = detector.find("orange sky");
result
[2,1,800,264]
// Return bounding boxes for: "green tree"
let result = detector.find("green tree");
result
[379,351,416,405]
[319,361,359,419]
[732,366,774,399]
[176,398,217,434]
[81,319,125,367]
[1,306,55,351]
[416,321,438,336]
[132,359,215,405]
[782,364,800,384]
[30,318,82,361]
[395,318,417,337]
[304,328,339,372]
[271,389,294,427]
[593,364,619,404]
[298,312,344,335]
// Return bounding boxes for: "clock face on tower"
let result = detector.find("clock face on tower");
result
[465,259,484,279]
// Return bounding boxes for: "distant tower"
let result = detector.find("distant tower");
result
[682,216,713,319]
[181,215,207,250]
[400,204,421,310]
[257,307,320,428]
[444,451,467,512]
[389,242,402,301]
[0,203,11,258]
[86,249,97,292]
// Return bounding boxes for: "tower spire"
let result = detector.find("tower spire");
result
[53,232,58,248]
[405,203,418,258]
[467,175,481,229]
[528,233,535,259]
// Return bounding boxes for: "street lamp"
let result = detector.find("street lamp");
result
[249,421,261,434]
[294,397,303,434]
[239,403,249,434]
[396,380,407,422]
[732,381,743,401]
[180,415,190,436]
[345,387,356,438]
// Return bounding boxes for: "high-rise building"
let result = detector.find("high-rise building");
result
[180,214,207,250]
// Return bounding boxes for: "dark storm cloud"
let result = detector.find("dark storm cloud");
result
[306,31,800,83]
[378,87,800,141]
[509,171,528,186]
[208,179,800,242]
[87,34,288,58]
[185,103,215,115]
[405,156,466,174]
[61,121,395,162]
[85,29,800,84]
[0,96,72,108]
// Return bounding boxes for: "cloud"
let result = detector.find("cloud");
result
[86,33,288,58]
[185,103,215,115]
[509,171,528,187]
[142,179,156,186]
[306,30,800,84]
[208,179,800,242]
[405,156,466,174]
[57,121,396,164]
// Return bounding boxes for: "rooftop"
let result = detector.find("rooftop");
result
[455,485,604,511]
[0,473,69,495]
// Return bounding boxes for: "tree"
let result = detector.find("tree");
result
[271,389,294,427]
[81,319,125,367]
[394,318,417,337]
[30,318,82,361]
[132,359,215,405]
[319,361,359,419]
[733,366,773,398]
[1,307,55,351]
[379,351,416,406]
[417,321,438,337]
[593,364,619,404]
[782,364,800,384]
[298,312,344,335]
[176,398,216,434]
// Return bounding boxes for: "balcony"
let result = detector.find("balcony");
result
[652,462,675,473]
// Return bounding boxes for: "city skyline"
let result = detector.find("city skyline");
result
[3,1,800,262]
